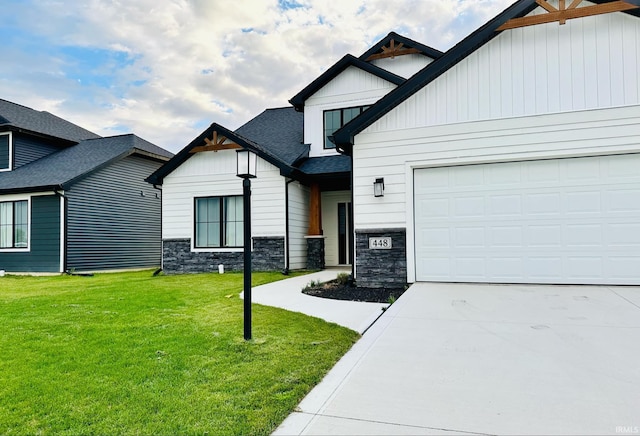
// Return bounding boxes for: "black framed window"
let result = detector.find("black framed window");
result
[323,105,370,149]
[0,134,10,170]
[0,200,28,249]
[194,196,243,248]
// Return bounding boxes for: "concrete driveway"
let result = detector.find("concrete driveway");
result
[276,282,640,435]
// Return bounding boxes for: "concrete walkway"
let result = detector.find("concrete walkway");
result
[275,282,640,435]
[241,269,387,334]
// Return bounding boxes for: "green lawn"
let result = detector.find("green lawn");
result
[0,271,359,435]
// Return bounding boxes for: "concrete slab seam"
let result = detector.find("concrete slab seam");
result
[295,411,495,436]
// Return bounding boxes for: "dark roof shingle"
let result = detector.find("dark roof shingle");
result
[0,99,100,143]
[0,134,172,194]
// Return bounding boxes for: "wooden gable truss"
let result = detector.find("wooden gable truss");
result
[189,130,242,153]
[365,39,422,61]
[498,0,639,30]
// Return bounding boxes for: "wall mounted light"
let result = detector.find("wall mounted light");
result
[373,178,385,197]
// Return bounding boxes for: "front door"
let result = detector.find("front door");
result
[337,202,353,265]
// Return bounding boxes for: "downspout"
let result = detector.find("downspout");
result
[284,178,294,274]
[54,189,68,273]
[152,184,163,272]
[349,154,355,282]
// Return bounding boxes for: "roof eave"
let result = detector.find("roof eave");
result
[0,184,63,195]
[289,54,406,111]
[333,0,539,151]
[146,123,295,186]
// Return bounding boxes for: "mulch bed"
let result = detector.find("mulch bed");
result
[302,279,406,303]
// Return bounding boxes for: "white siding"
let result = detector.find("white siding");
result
[162,150,285,243]
[370,54,433,78]
[288,181,309,270]
[321,190,351,266]
[367,7,640,134]
[305,66,399,158]
[353,105,640,231]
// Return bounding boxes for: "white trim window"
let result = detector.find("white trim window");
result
[0,132,11,171]
[0,200,28,249]
[194,196,243,248]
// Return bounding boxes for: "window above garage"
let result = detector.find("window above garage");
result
[323,106,369,149]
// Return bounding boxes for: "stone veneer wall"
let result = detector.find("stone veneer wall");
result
[355,229,407,288]
[162,237,285,274]
[305,237,325,270]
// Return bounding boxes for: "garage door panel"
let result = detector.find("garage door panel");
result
[526,192,562,215]
[609,223,640,245]
[565,191,601,214]
[455,227,485,247]
[414,154,640,285]
[608,189,640,212]
[528,224,562,247]
[565,224,603,246]
[489,195,522,215]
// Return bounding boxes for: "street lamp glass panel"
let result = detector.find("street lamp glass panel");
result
[236,149,257,179]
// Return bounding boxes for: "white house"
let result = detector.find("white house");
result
[148,0,640,287]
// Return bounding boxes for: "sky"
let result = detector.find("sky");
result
[1,0,513,153]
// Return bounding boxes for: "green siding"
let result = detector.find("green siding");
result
[13,133,60,168]
[66,155,163,271]
[0,195,61,272]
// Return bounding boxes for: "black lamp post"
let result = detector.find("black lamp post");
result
[236,149,257,340]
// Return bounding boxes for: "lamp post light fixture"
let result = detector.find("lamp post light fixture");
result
[373,177,385,197]
[236,149,257,340]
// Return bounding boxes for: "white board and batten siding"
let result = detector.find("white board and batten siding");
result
[305,65,399,158]
[162,150,286,245]
[287,181,310,270]
[370,54,433,80]
[352,6,640,284]
[367,8,640,133]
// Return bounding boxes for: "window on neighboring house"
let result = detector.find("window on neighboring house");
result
[323,105,370,149]
[194,196,243,248]
[0,200,28,249]
[0,133,10,171]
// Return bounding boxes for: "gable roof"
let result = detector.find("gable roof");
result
[0,99,100,143]
[332,0,640,153]
[359,31,444,62]
[288,54,406,111]
[147,107,306,185]
[235,107,307,165]
[0,134,172,194]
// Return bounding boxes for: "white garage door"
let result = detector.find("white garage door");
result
[414,154,640,284]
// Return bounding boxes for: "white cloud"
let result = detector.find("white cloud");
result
[1,0,513,152]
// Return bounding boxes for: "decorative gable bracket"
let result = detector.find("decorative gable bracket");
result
[365,39,422,61]
[497,0,639,30]
[189,130,241,153]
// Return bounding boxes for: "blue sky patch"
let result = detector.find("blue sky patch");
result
[59,46,136,88]
[278,0,304,10]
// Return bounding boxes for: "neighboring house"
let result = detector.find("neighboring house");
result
[0,99,173,273]
[149,0,640,287]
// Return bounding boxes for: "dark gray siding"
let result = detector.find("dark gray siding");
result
[13,133,61,168]
[65,155,164,271]
[0,134,9,169]
[0,195,61,272]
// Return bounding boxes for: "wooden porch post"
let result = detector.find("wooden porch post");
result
[307,182,322,235]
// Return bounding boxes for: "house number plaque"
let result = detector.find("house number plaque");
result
[369,237,392,249]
